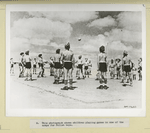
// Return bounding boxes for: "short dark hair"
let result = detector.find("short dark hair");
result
[56,49,60,54]
[99,46,105,53]
[65,42,70,50]
[78,55,82,59]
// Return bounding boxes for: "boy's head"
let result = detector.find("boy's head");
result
[65,42,70,50]
[78,55,82,59]
[99,46,105,53]
[85,58,88,61]
[123,50,128,56]
[56,49,60,54]
[34,58,36,60]
[111,59,113,63]
[25,50,29,55]
[20,52,24,56]
[38,54,42,58]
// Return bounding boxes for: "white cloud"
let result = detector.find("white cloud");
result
[10,37,30,52]
[106,28,141,43]
[30,38,50,46]
[88,16,117,29]
[109,41,133,51]
[117,12,142,32]
[80,34,108,52]
[28,11,98,24]
[11,17,72,40]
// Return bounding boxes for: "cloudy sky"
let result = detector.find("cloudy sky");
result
[10,11,142,64]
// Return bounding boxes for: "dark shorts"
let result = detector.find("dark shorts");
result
[11,64,14,68]
[117,67,120,71]
[84,66,88,70]
[19,63,22,66]
[54,62,61,69]
[50,63,54,68]
[124,65,131,72]
[98,63,107,72]
[77,64,83,69]
[33,64,36,68]
[26,62,31,69]
[64,62,72,70]
[39,63,44,68]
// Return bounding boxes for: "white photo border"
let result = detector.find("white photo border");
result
[6,4,146,117]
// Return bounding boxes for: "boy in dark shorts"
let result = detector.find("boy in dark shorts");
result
[19,52,25,77]
[49,57,54,76]
[37,54,44,78]
[76,55,84,79]
[121,51,132,86]
[97,46,108,89]
[33,58,37,74]
[138,58,142,81]
[61,42,74,90]
[53,49,62,84]
[10,58,14,75]
[84,58,89,78]
[24,51,32,81]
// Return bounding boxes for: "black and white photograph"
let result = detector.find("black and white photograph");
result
[6,4,146,116]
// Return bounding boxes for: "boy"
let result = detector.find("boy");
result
[109,59,115,79]
[37,54,44,78]
[49,57,54,76]
[138,58,142,81]
[88,60,92,76]
[33,58,37,74]
[97,46,108,89]
[76,55,84,80]
[84,58,89,78]
[10,58,14,75]
[61,42,74,90]
[24,51,32,81]
[53,49,62,84]
[19,52,25,77]
[121,51,133,86]
[116,58,122,79]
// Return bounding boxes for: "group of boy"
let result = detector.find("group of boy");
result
[96,46,142,89]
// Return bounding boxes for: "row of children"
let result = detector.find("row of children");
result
[96,46,142,90]
[109,57,142,81]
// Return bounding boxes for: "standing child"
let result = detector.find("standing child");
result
[109,59,115,79]
[97,46,108,89]
[88,60,92,76]
[33,58,37,74]
[132,63,137,80]
[116,58,122,79]
[138,58,142,81]
[76,55,84,80]
[49,57,54,76]
[121,51,133,86]
[37,54,44,78]
[61,42,74,90]
[53,49,62,84]
[10,58,14,75]
[84,58,89,78]
[19,52,25,77]
[24,51,32,81]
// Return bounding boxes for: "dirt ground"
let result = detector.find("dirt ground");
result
[9,66,142,109]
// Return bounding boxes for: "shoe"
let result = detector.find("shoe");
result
[96,85,103,89]
[53,81,57,84]
[77,77,80,80]
[103,85,109,90]
[24,78,28,81]
[69,86,74,90]
[61,86,68,90]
